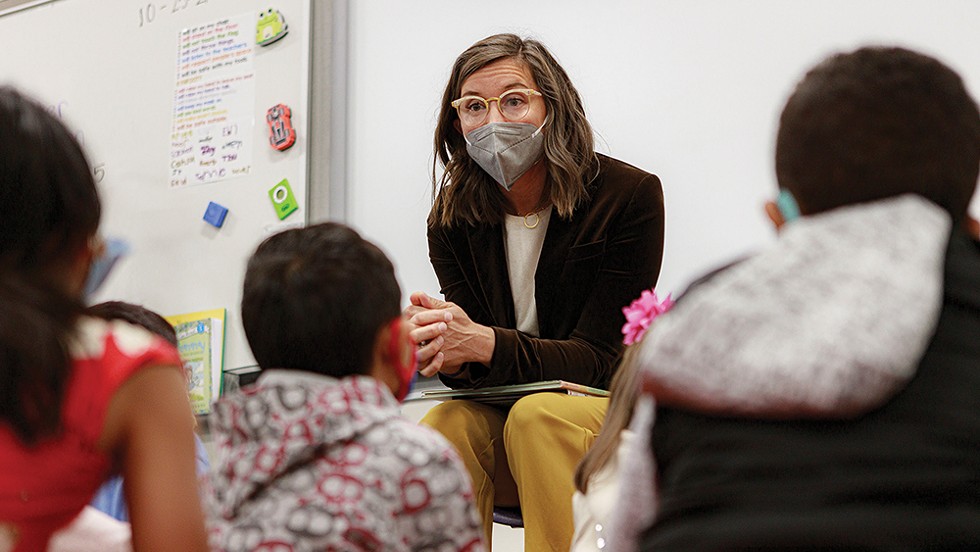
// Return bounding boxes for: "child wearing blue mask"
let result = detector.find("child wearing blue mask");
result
[205,222,485,551]
[615,46,980,551]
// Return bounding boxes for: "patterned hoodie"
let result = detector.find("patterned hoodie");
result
[206,371,486,552]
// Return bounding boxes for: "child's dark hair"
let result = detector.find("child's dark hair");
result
[88,301,179,347]
[776,46,980,222]
[241,222,401,377]
[0,87,101,444]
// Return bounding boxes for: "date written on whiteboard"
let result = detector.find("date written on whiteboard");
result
[93,163,106,184]
[137,0,222,28]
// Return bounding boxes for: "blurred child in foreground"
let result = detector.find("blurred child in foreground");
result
[0,87,208,551]
[620,46,980,551]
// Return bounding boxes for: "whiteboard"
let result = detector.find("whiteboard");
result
[345,0,980,303]
[0,0,313,370]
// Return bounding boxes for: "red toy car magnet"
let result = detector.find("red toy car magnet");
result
[266,103,296,151]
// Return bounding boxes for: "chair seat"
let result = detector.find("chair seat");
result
[492,506,524,528]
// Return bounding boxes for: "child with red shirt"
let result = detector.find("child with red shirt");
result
[0,87,208,552]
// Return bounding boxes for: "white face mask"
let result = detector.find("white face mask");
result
[464,118,547,191]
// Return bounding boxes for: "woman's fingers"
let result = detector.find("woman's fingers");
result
[410,322,447,347]
[415,335,445,366]
[409,291,431,306]
[414,292,451,310]
[418,352,445,378]
[404,296,471,375]
[409,308,453,327]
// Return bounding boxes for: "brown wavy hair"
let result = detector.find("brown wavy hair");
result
[430,34,597,227]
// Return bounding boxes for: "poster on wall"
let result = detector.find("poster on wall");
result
[169,12,255,188]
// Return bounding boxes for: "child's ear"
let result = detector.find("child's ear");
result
[966,215,979,240]
[764,201,786,231]
[368,324,400,396]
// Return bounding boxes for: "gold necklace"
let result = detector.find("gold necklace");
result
[523,211,541,229]
[520,203,551,229]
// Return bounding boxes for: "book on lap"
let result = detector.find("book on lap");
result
[419,380,609,407]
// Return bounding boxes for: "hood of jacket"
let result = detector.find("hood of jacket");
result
[208,372,401,518]
[636,194,953,416]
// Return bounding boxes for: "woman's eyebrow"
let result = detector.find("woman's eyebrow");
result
[460,82,529,97]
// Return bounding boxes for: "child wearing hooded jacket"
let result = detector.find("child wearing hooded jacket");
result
[611,46,980,551]
[205,222,485,552]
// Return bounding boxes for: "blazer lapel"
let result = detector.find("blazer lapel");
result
[466,223,515,328]
[535,211,578,334]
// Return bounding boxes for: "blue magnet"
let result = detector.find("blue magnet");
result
[204,201,228,228]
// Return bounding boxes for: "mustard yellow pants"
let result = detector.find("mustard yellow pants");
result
[421,393,608,552]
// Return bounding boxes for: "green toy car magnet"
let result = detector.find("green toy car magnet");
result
[256,8,288,46]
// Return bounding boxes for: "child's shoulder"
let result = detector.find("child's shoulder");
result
[371,415,463,461]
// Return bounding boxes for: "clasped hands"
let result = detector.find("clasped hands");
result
[404,292,495,378]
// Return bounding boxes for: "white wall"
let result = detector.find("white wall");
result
[345,0,980,301]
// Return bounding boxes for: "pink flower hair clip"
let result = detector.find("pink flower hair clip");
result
[621,288,674,345]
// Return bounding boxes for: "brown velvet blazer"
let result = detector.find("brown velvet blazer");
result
[429,154,664,390]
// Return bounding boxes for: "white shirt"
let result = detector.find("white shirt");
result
[502,206,552,336]
[570,430,636,552]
